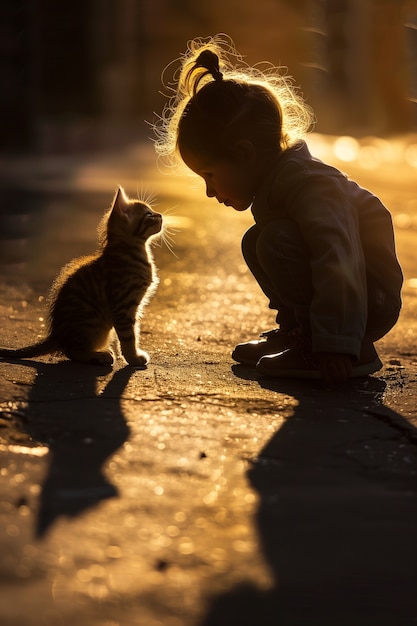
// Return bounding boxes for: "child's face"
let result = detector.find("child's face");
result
[181,147,259,212]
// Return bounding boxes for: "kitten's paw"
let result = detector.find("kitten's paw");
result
[89,350,114,367]
[68,349,114,367]
[126,350,149,368]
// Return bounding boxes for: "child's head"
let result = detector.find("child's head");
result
[177,52,286,165]
[154,36,314,210]
[155,36,313,167]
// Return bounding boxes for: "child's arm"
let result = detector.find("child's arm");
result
[288,176,367,360]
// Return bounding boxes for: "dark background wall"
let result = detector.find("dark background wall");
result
[1,0,416,155]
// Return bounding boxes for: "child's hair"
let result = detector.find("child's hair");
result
[154,34,314,170]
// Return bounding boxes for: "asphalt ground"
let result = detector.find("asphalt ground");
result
[0,135,416,625]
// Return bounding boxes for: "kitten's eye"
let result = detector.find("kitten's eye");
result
[145,211,160,221]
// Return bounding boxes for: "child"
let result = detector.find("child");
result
[154,36,403,386]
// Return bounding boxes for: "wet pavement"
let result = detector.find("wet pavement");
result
[0,135,417,625]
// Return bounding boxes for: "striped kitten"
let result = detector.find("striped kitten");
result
[0,186,162,367]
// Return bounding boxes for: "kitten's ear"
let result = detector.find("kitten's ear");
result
[112,186,131,222]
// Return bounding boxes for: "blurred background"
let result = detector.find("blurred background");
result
[0,0,417,276]
[1,0,417,155]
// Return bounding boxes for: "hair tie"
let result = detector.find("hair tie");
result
[212,68,223,82]
[195,49,223,82]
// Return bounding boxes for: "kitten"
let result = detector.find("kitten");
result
[0,186,162,367]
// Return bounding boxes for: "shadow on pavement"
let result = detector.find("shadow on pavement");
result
[201,370,417,626]
[10,359,133,538]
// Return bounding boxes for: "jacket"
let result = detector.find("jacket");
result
[250,141,403,357]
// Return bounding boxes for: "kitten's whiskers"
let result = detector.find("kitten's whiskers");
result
[158,207,179,257]
[136,182,157,207]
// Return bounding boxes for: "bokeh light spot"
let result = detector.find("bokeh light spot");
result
[333,136,359,162]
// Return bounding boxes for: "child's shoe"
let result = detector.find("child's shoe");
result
[232,328,300,366]
[255,336,383,379]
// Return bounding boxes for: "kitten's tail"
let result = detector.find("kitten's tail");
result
[0,337,56,360]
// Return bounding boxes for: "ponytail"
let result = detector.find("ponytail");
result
[182,49,223,96]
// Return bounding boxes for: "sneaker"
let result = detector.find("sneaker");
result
[256,336,383,379]
[232,328,300,366]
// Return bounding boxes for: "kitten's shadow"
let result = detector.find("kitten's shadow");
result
[13,359,134,537]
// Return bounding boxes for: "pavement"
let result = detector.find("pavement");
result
[0,134,417,626]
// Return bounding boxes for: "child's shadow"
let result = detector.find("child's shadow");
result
[200,367,417,625]
[14,359,133,537]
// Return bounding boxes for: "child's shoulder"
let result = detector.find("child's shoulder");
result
[281,140,332,170]
[264,140,355,209]
[277,140,349,188]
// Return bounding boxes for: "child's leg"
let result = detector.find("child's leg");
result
[242,224,277,306]
[240,223,390,379]
[233,221,314,366]
[242,220,314,332]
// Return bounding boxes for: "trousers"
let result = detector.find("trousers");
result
[241,220,400,342]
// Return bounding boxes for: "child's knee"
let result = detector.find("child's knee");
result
[256,220,306,266]
[241,224,261,260]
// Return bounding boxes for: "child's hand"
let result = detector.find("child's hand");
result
[317,352,353,387]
